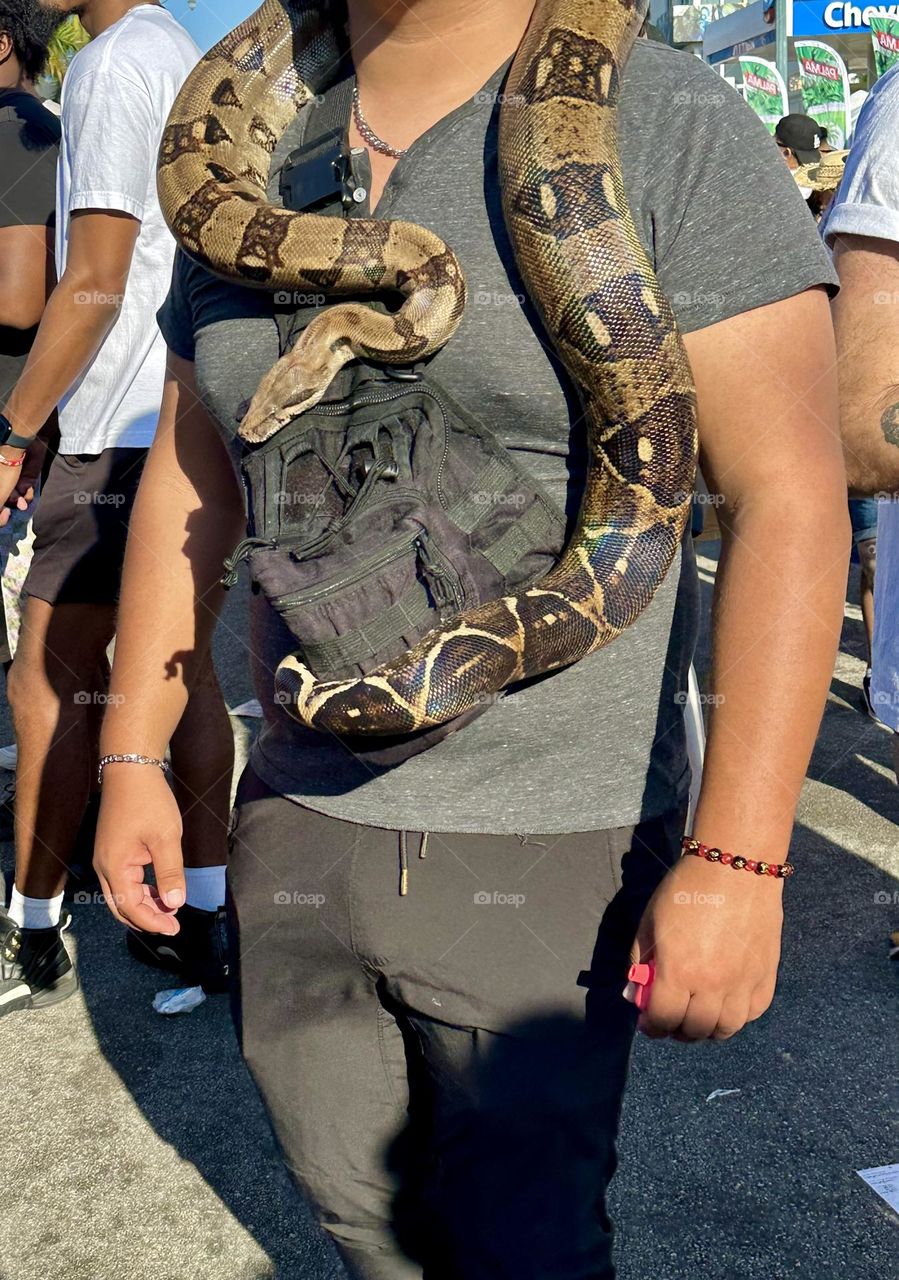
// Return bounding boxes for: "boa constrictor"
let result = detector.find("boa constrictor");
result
[157,0,697,738]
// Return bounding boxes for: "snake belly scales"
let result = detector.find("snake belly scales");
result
[157,0,698,738]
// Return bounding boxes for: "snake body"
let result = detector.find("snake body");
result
[158,0,698,738]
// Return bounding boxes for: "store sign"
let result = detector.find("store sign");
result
[703,0,777,63]
[793,1,899,36]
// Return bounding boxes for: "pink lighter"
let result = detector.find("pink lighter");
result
[627,962,655,1011]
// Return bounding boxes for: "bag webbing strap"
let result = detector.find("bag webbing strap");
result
[481,503,559,576]
[446,456,512,534]
[295,582,436,672]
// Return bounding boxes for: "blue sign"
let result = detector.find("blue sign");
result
[706,29,776,61]
[793,0,899,36]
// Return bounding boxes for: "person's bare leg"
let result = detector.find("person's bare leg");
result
[856,537,876,665]
[8,597,116,899]
[170,649,233,873]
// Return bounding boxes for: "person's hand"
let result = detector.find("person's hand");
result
[0,448,29,526]
[94,763,186,935]
[631,853,784,1041]
[3,438,47,514]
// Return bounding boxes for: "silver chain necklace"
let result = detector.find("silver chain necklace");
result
[352,84,408,159]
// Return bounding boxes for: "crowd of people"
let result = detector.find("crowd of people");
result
[0,1,895,1277]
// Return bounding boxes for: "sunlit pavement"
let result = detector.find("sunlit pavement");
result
[0,544,896,1280]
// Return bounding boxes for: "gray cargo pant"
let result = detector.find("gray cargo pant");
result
[227,765,687,1279]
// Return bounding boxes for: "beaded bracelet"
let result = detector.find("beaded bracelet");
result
[0,453,25,468]
[682,837,795,879]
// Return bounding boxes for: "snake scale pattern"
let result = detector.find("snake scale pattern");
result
[158,0,698,738]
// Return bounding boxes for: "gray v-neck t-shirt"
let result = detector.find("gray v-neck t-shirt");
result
[158,39,836,834]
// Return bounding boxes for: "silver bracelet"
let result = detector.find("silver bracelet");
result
[98,753,170,787]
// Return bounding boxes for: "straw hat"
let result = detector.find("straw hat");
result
[793,150,849,193]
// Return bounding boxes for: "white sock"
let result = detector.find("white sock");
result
[9,886,65,930]
[184,865,227,913]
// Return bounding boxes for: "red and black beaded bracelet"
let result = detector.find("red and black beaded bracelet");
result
[681,837,795,879]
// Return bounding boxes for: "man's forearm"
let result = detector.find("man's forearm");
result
[692,500,849,862]
[841,389,899,497]
[837,369,899,494]
[1,272,123,437]
[831,237,899,496]
[100,495,241,760]
[100,383,246,760]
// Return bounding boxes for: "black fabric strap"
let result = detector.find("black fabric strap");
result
[275,65,367,357]
[482,503,558,576]
[311,67,356,158]
[296,582,437,672]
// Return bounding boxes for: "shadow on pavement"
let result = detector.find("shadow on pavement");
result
[70,904,347,1280]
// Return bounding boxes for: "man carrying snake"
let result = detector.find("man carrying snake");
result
[92,1,846,1275]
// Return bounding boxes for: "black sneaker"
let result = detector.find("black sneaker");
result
[0,907,78,1017]
[127,904,230,995]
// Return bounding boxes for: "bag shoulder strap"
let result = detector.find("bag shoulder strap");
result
[274,65,365,356]
[305,65,355,153]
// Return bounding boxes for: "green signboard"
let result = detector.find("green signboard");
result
[794,40,852,147]
[870,15,899,78]
[738,57,788,133]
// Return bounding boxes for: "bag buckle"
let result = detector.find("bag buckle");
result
[280,131,367,215]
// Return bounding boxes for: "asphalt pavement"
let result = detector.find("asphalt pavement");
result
[0,545,896,1280]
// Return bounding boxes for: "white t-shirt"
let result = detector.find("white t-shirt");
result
[55,4,200,452]
[824,67,899,733]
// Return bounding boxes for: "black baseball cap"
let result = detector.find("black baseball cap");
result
[774,114,823,163]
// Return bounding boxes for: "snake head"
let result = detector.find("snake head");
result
[238,330,353,443]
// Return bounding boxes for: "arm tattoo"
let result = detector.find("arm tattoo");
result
[881,402,899,447]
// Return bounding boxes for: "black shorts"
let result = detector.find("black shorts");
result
[24,447,148,607]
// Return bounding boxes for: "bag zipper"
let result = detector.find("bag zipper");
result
[270,528,465,620]
[415,529,465,615]
[225,380,455,592]
[284,483,422,564]
[314,385,452,509]
[271,534,417,610]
